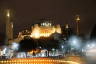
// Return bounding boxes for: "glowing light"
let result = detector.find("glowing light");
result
[30,24,40,39]
[16,52,26,58]
[85,41,96,50]
[30,23,61,39]
[68,36,81,49]
[6,10,10,17]
[3,48,7,54]
[76,15,80,21]
[0,58,81,64]
[11,42,19,50]
[84,41,96,59]
[33,31,40,38]
[65,24,69,28]
[61,45,64,49]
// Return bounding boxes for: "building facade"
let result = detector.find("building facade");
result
[30,22,62,39]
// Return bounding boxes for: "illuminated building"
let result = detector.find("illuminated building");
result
[30,22,62,39]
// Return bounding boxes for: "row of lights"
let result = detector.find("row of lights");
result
[0,59,80,64]
[0,63,54,64]
[41,22,52,27]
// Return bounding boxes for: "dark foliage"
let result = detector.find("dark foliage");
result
[18,36,60,52]
[90,24,96,39]
[37,37,59,50]
[18,36,37,52]
[0,33,5,45]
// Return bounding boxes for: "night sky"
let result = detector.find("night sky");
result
[0,0,96,36]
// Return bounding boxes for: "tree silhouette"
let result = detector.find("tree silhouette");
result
[18,36,37,52]
[0,33,5,45]
[18,35,60,58]
[90,24,96,39]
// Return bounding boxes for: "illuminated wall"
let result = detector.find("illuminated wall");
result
[30,22,61,39]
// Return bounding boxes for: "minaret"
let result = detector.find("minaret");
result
[75,15,80,35]
[5,9,13,44]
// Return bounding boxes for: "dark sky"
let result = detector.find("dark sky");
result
[0,0,96,36]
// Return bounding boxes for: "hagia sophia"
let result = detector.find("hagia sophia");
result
[10,20,62,44]
[30,22,61,39]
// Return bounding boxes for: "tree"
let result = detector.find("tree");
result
[0,33,5,45]
[18,36,37,52]
[90,24,96,39]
